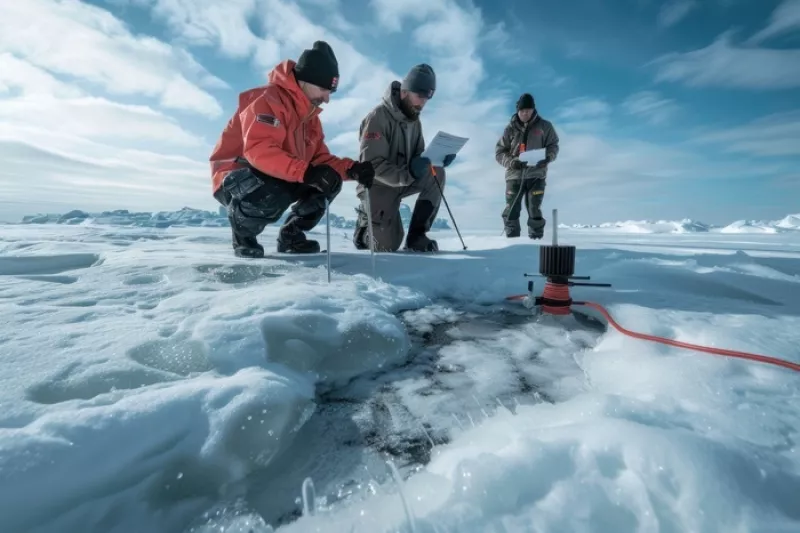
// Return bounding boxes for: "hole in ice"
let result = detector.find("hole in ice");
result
[194,263,287,284]
[195,299,604,530]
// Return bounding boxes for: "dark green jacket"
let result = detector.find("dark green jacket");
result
[495,113,559,181]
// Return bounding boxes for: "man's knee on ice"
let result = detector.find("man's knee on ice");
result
[361,219,404,252]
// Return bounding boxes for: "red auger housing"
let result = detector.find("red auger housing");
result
[520,209,612,314]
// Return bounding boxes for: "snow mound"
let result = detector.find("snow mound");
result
[776,214,800,230]
[0,235,428,533]
[562,218,713,234]
[719,220,781,234]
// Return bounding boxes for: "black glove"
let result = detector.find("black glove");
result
[443,153,456,168]
[347,161,375,188]
[303,163,341,196]
[409,156,433,181]
[535,159,548,169]
[510,158,527,170]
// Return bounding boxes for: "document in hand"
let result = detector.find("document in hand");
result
[421,131,469,167]
[518,149,545,164]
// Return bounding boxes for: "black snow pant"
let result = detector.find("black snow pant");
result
[352,167,447,252]
[213,166,341,257]
[502,177,546,239]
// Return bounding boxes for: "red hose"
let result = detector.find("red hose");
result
[577,301,800,373]
[504,290,800,373]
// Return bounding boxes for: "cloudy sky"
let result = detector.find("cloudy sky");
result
[0,0,798,228]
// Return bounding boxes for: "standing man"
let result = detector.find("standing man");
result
[352,64,456,253]
[209,41,375,258]
[495,93,559,239]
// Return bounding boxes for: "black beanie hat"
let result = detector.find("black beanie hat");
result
[401,63,436,98]
[294,41,339,92]
[517,93,535,110]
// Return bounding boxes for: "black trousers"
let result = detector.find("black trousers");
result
[214,167,341,241]
[502,178,546,237]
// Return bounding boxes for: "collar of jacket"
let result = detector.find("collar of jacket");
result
[267,59,323,122]
[382,81,419,123]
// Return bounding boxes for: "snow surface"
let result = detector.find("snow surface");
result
[1,219,800,533]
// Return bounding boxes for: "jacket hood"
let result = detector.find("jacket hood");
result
[267,59,321,119]
[381,81,416,123]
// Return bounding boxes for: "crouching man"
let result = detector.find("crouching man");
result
[495,93,559,239]
[352,64,455,253]
[209,40,374,258]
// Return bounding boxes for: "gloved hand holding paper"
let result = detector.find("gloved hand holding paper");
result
[518,149,545,164]
[421,131,469,167]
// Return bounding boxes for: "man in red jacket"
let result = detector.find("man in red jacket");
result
[209,41,374,257]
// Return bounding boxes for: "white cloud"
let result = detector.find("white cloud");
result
[123,0,273,59]
[0,94,205,148]
[556,97,612,121]
[658,0,698,28]
[0,1,223,221]
[0,53,83,97]
[0,138,211,219]
[2,0,794,229]
[692,111,800,157]
[747,0,800,44]
[553,97,612,132]
[0,91,210,217]
[0,0,224,116]
[652,31,800,90]
[622,91,680,125]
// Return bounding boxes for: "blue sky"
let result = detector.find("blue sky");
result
[0,0,797,228]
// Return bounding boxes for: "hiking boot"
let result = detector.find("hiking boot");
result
[504,219,521,238]
[277,223,320,253]
[528,217,546,240]
[232,233,264,258]
[404,199,439,252]
[404,232,438,252]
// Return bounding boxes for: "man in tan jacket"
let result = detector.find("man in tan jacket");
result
[352,64,455,252]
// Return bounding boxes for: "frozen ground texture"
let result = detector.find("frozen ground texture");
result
[1,220,799,533]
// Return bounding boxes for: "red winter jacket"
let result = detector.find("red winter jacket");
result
[209,59,355,194]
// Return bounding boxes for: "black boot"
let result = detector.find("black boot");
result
[277,216,321,253]
[233,232,265,258]
[404,199,438,252]
[405,232,438,252]
[504,219,521,238]
[528,217,546,240]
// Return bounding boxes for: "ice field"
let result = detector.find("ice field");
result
[1,218,799,533]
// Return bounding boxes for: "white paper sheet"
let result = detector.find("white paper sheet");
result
[518,149,546,163]
[421,131,469,167]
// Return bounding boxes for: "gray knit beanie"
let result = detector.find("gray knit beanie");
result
[401,64,436,98]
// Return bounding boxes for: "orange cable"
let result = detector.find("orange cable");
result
[504,285,800,373]
[576,301,800,373]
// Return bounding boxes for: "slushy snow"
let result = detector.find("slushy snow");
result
[1,216,799,533]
